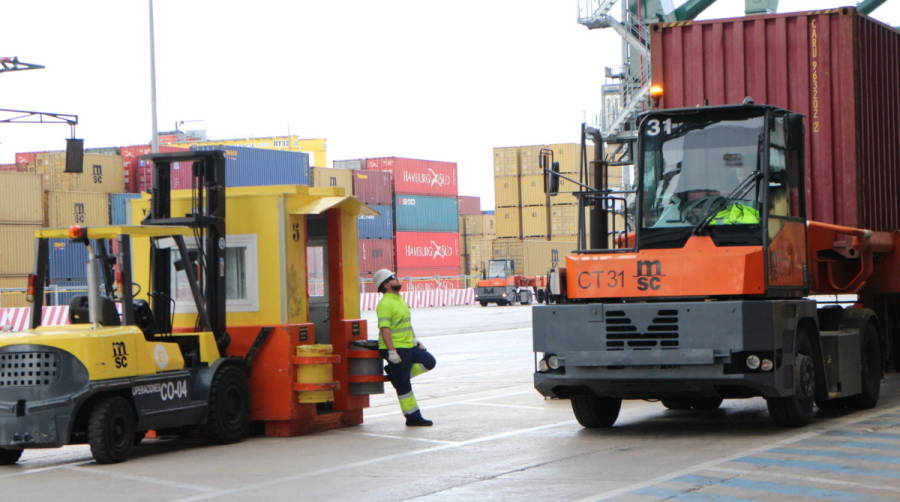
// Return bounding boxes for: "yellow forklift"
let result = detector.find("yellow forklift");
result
[0,151,382,464]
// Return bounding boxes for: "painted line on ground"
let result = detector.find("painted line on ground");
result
[706,466,900,495]
[65,465,218,492]
[0,459,92,480]
[825,430,900,440]
[572,403,900,502]
[674,473,882,502]
[465,401,549,411]
[334,431,460,445]
[802,439,900,452]
[364,388,536,419]
[734,456,900,480]
[173,419,579,502]
[769,446,900,465]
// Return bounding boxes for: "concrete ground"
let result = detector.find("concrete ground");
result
[5,304,900,501]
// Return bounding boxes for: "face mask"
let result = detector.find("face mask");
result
[390,283,402,293]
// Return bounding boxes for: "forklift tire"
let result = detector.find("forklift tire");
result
[201,365,250,444]
[88,395,137,464]
[480,301,488,307]
[767,331,815,427]
[0,448,23,465]
[536,289,546,304]
[571,394,621,428]
[846,322,882,410]
[661,399,693,410]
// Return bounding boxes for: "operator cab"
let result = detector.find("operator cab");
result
[486,259,514,279]
[637,104,805,250]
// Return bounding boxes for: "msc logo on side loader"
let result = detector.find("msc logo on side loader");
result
[634,260,664,291]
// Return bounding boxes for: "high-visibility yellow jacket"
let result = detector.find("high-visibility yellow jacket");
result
[376,293,414,349]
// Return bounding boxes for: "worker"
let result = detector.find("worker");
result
[373,268,436,426]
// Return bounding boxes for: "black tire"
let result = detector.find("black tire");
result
[815,398,847,412]
[88,395,136,464]
[691,398,723,411]
[0,448,23,465]
[536,289,546,304]
[846,322,882,410]
[201,365,250,444]
[479,301,488,307]
[661,399,692,410]
[571,394,621,428]
[767,332,816,427]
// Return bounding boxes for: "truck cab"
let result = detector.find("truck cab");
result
[475,259,535,306]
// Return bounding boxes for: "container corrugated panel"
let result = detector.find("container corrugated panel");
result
[492,239,577,276]
[45,279,89,306]
[15,152,39,171]
[520,176,548,207]
[312,167,353,194]
[394,195,459,232]
[366,157,458,197]
[519,144,592,176]
[494,176,520,208]
[192,145,310,187]
[0,172,43,224]
[0,225,40,275]
[352,170,393,205]
[650,8,900,231]
[109,193,141,225]
[460,236,494,276]
[357,204,394,239]
[457,195,481,215]
[459,214,495,236]
[393,270,462,291]
[358,239,395,274]
[493,147,519,177]
[495,207,521,239]
[0,164,19,172]
[171,136,326,167]
[48,240,87,281]
[0,275,28,308]
[34,153,125,193]
[394,232,460,270]
[334,159,365,170]
[549,206,627,240]
[47,192,109,227]
[522,205,549,238]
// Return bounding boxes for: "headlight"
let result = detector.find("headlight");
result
[501,293,507,297]
[745,354,761,370]
[547,355,561,370]
[538,359,549,372]
[760,358,774,372]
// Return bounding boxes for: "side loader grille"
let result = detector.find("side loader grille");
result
[605,309,679,350]
[0,352,59,387]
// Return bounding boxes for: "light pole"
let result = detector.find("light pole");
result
[149,0,159,153]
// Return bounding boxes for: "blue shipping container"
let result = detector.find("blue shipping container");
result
[357,204,393,239]
[109,193,141,225]
[45,279,88,306]
[192,145,310,187]
[48,240,113,281]
[394,194,459,232]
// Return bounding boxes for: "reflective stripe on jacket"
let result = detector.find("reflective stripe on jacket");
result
[376,293,414,349]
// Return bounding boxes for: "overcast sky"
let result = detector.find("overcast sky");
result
[2,1,897,209]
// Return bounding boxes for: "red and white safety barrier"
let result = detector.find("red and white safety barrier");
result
[360,288,475,311]
[0,306,70,332]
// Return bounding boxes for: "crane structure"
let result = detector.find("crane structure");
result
[0,57,45,74]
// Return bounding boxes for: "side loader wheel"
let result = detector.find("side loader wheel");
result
[0,448,23,465]
[815,399,847,412]
[201,365,250,444]
[767,332,816,427]
[691,398,723,411]
[479,301,488,307]
[536,289,546,304]
[661,399,692,410]
[846,322,882,410]
[88,395,136,464]
[571,394,621,428]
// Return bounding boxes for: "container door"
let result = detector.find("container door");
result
[307,215,330,343]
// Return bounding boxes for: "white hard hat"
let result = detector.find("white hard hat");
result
[373,269,396,289]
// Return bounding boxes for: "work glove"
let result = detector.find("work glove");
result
[387,350,402,364]
[413,337,426,350]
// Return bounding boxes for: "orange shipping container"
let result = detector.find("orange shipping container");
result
[0,172,43,224]
[34,153,125,193]
[47,192,109,227]
[0,225,41,275]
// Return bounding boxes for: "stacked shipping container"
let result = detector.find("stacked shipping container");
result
[353,169,395,289]
[0,172,44,307]
[367,157,461,290]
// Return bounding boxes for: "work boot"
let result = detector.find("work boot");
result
[406,415,434,427]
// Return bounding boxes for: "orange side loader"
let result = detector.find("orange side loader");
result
[475,259,547,306]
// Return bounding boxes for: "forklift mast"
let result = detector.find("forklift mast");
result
[140,150,227,351]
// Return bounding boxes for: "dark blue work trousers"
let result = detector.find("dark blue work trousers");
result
[380,347,436,396]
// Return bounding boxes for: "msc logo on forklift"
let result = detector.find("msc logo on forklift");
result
[112,341,129,369]
[133,379,190,402]
[634,260,664,291]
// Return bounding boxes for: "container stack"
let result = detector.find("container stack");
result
[311,166,354,194]
[459,210,495,286]
[0,172,44,307]
[366,157,461,290]
[353,169,395,291]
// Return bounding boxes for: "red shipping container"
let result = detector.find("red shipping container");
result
[393,267,462,290]
[650,8,899,231]
[394,231,461,270]
[130,145,191,192]
[15,152,38,170]
[0,164,20,172]
[358,239,395,274]
[366,157,458,197]
[119,145,152,192]
[457,195,481,215]
[352,170,393,205]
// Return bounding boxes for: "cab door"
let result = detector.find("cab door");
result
[307,215,330,343]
